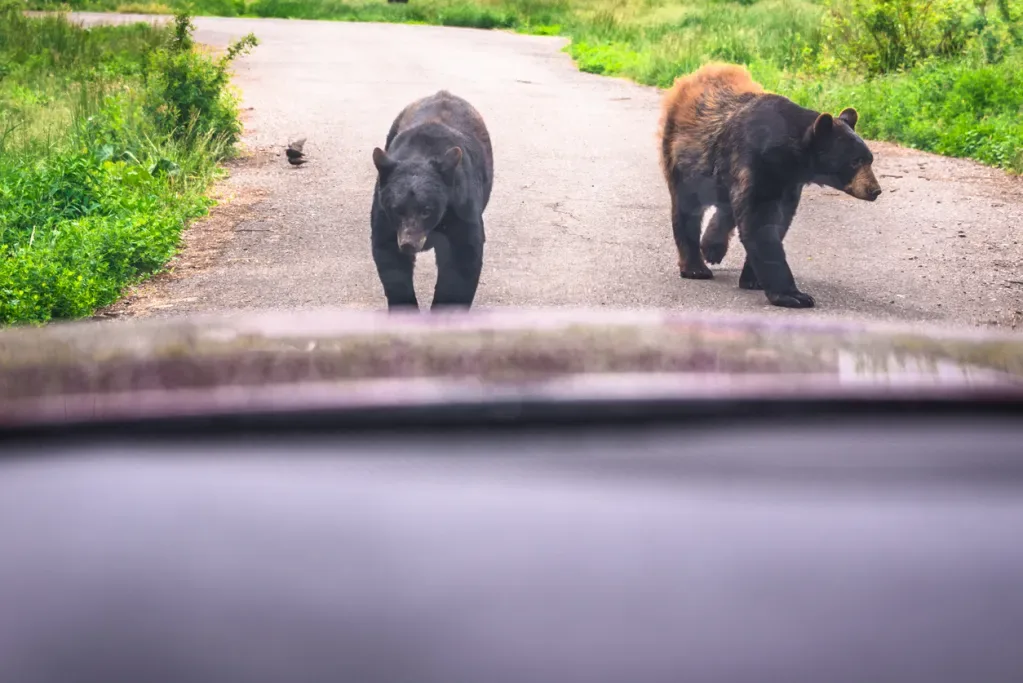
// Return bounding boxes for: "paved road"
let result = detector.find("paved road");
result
[82,13,1023,328]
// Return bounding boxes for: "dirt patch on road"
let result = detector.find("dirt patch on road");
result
[870,142,1023,195]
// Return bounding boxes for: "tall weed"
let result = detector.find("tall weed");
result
[0,9,254,325]
[144,12,257,147]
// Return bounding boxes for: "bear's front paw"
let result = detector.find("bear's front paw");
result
[681,264,714,280]
[766,290,815,308]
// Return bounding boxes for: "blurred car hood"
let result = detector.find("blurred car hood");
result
[1,309,1021,427]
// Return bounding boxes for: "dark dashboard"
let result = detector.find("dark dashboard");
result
[2,401,1022,683]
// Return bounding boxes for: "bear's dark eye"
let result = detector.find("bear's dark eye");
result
[421,208,432,218]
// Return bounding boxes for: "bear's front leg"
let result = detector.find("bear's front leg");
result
[431,224,484,310]
[736,201,815,309]
[372,236,419,310]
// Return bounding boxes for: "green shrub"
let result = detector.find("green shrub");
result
[821,0,1021,73]
[0,10,251,325]
[143,12,257,147]
[0,84,220,324]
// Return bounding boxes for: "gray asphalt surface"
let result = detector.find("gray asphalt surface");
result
[79,13,1023,328]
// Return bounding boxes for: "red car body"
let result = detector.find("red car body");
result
[2,309,1021,427]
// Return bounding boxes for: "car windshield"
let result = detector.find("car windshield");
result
[0,3,1020,405]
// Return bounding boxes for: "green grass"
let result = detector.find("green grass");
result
[37,0,1019,174]
[764,54,1023,170]
[1,5,256,325]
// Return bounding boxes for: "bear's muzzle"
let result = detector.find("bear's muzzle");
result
[397,223,428,255]
[845,164,883,202]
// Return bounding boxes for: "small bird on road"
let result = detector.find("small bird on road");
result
[286,138,308,167]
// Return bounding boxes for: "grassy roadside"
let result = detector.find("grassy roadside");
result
[0,5,257,325]
[32,0,1023,174]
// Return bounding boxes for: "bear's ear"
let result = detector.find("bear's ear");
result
[838,107,858,131]
[432,146,463,180]
[812,113,834,140]
[372,147,397,178]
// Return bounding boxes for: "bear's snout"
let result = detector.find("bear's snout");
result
[845,165,882,202]
[397,224,428,254]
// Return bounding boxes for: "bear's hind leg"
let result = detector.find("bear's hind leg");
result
[670,175,714,280]
[700,204,735,265]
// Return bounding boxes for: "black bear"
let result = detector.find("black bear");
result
[371,90,493,310]
[659,63,882,308]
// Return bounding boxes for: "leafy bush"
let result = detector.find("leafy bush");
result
[144,12,257,146]
[0,9,253,325]
[821,0,1022,73]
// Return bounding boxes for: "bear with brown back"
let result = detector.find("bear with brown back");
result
[659,63,881,308]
